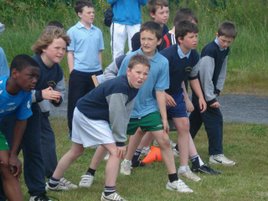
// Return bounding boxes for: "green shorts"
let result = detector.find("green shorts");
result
[127,111,163,135]
[0,131,9,151]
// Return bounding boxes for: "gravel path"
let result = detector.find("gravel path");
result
[50,94,268,125]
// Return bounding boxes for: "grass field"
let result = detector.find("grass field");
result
[20,118,268,201]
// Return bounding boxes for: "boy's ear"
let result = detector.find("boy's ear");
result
[157,38,162,46]
[216,32,219,37]
[11,69,19,79]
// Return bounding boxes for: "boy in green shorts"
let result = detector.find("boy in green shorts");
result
[120,21,193,193]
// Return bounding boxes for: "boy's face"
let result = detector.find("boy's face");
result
[140,30,162,56]
[78,6,95,25]
[217,35,234,49]
[13,67,40,91]
[178,32,198,53]
[150,6,169,26]
[127,63,149,89]
[42,38,67,66]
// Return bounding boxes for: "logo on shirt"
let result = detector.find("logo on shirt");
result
[27,100,31,109]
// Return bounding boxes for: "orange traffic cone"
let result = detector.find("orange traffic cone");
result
[141,146,162,164]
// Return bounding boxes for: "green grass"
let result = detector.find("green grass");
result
[20,118,268,201]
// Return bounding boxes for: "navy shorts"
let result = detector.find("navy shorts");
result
[167,92,188,118]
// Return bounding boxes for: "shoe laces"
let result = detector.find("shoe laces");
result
[60,178,72,185]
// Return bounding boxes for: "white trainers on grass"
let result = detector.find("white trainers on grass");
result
[178,166,201,182]
[101,192,127,201]
[166,179,193,193]
[120,159,132,175]
[60,177,78,189]
[209,154,236,166]
[79,174,94,188]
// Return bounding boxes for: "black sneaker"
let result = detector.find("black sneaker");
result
[131,160,145,168]
[192,164,222,175]
[29,193,52,201]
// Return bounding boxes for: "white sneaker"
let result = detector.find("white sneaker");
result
[166,179,193,193]
[46,181,68,191]
[120,159,132,175]
[29,194,52,201]
[101,192,127,201]
[209,154,236,166]
[79,174,94,188]
[172,148,179,157]
[178,167,201,182]
[59,177,78,189]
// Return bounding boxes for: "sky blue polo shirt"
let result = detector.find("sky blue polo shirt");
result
[67,21,104,73]
[118,49,169,118]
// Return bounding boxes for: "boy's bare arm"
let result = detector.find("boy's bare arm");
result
[190,79,207,112]
[67,51,74,73]
[98,51,103,69]
[9,120,27,176]
[156,91,169,134]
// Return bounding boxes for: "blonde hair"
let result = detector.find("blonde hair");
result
[32,26,70,54]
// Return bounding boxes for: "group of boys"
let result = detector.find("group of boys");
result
[0,0,237,201]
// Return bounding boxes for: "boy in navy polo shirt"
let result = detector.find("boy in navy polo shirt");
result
[189,21,237,166]
[47,54,150,201]
[160,20,207,182]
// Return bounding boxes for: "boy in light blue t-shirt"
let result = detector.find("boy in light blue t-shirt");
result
[67,0,104,132]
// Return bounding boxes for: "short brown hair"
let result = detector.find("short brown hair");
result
[74,0,93,14]
[128,54,150,70]
[140,21,163,41]
[147,0,169,14]
[32,26,70,54]
[218,21,237,38]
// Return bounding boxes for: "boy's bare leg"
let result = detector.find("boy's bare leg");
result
[0,151,23,201]
[124,128,144,161]
[102,143,121,186]
[53,142,84,179]
[152,130,176,174]
[188,134,198,157]
[173,117,190,166]
[89,145,107,170]
[137,132,154,149]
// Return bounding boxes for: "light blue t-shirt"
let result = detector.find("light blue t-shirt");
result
[118,49,169,118]
[0,47,9,76]
[67,22,104,73]
[0,76,32,122]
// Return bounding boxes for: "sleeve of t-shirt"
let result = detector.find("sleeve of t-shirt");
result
[155,58,169,91]
[67,28,75,52]
[16,93,33,120]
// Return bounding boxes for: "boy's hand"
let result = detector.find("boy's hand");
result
[185,97,194,112]
[42,87,62,102]
[162,119,170,134]
[116,145,127,159]
[8,154,22,177]
[210,101,221,108]
[199,97,207,113]
[165,93,176,107]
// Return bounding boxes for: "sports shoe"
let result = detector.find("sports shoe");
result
[59,177,78,189]
[101,192,127,201]
[120,159,132,175]
[192,164,222,175]
[172,148,179,157]
[178,166,201,182]
[79,174,94,188]
[46,181,69,191]
[209,154,236,166]
[29,193,52,201]
[166,179,193,193]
